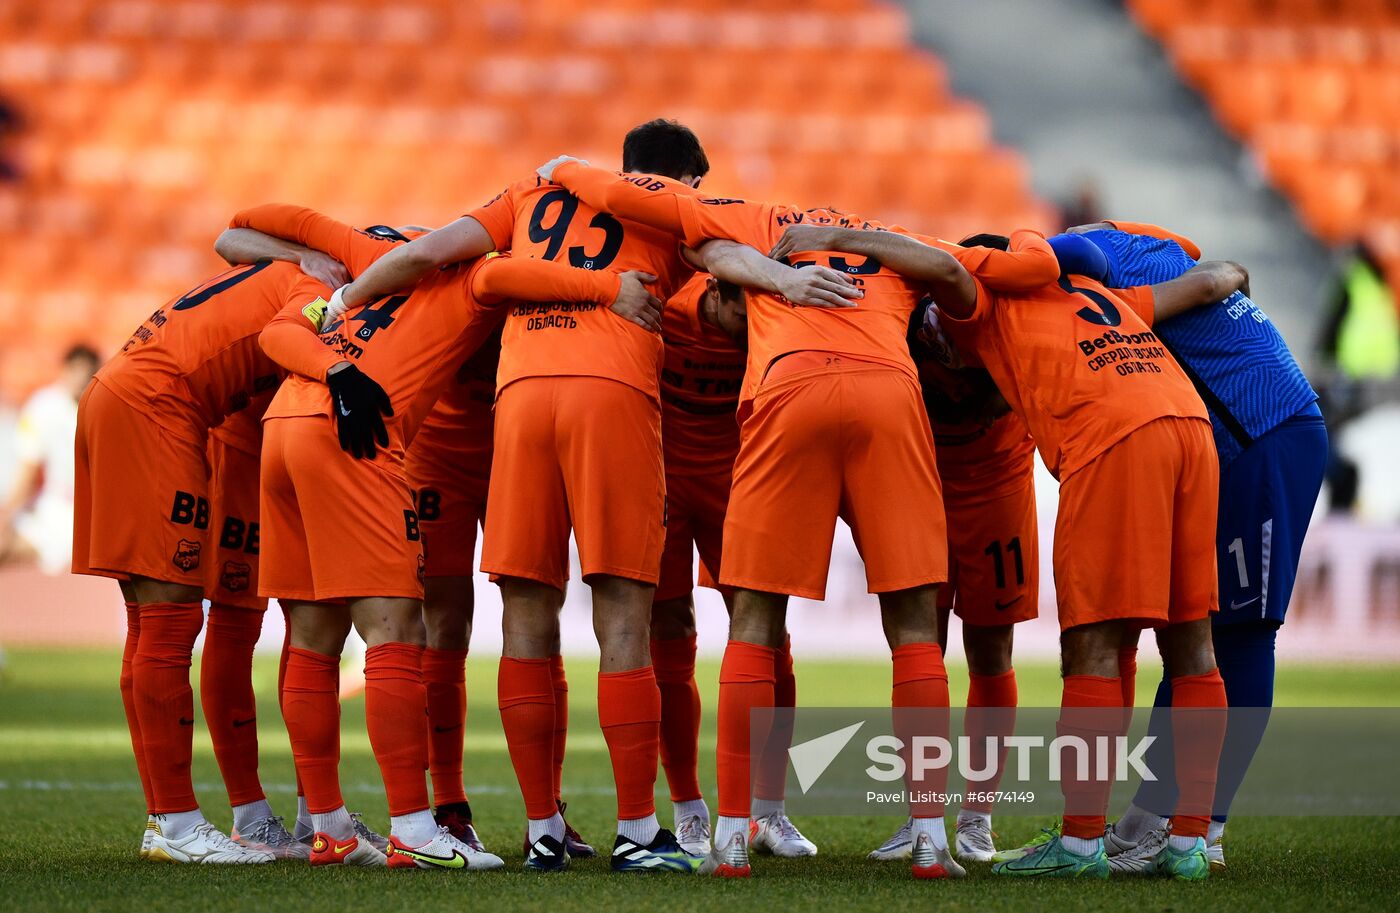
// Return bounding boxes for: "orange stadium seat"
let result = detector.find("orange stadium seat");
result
[0,0,1051,404]
[1131,0,1400,288]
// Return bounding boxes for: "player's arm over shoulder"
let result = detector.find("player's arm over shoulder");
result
[1103,219,1202,260]
[1139,260,1250,323]
[768,224,979,317]
[258,275,345,382]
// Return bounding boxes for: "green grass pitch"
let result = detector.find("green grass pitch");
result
[1,648,1397,912]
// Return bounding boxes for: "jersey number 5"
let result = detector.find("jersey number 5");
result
[1059,276,1122,327]
[528,189,624,270]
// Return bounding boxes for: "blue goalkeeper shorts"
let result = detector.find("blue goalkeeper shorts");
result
[1214,404,1327,627]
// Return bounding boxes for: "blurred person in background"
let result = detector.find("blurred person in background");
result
[1059,176,1104,231]
[0,344,100,572]
[0,94,23,183]
[1318,242,1399,380]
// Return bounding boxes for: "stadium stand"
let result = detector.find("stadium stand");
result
[1130,0,1400,287]
[0,0,1053,403]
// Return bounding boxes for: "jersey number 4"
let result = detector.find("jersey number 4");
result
[528,189,624,270]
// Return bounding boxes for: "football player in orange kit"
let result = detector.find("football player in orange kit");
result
[778,226,1243,881]
[651,274,815,859]
[224,218,502,852]
[538,155,1063,880]
[240,203,658,872]
[71,208,396,865]
[318,121,859,875]
[770,225,1047,865]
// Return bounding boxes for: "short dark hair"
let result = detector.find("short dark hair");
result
[622,119,709,181]
[64,343,100,367]
[960,233,1010,251]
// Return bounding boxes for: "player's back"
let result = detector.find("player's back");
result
[707,204,925,404]
[99,260,301,437]
[267,259,501,455]
[468,175,692,400]
[948,275,1207,480]
[661,274,745,473]
[1084,228,1317,463]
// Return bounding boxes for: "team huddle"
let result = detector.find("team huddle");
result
[71,119,1328,882]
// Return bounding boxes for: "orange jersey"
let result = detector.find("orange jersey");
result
[466,175,694,400]
[917,361,1035,502]
[943,275,1208,481]
[98,206,405,441]
[661,274,744,474]
[210,395,270,457]
[553,163,962,411]
[259,254,622,461]
[415,327,500,463]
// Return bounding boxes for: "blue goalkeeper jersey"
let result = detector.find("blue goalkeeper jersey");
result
[1050,229,1318,466]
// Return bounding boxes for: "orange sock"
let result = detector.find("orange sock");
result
[277,608,304,800]
[716,640,776,819]
[120,601,155,814]
[363,642,430,817]
[201,604,265,808]
[963,668,1017,813]
[1170,668,1228,838]
[1118,645,1139,732]
[133,601,204,814]
[652,635,702,803]
[1059,674,1123,839]
[754,635,796,803]
[598,666,662,821]
[891,643,951,818]
[282,646,342,814]
[499,657,557,820]
[549,654,567,804]
[423,647,469,807]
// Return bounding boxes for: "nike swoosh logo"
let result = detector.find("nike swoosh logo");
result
[396,847,466,868]
[1017,863,1075,875]
[338,396,352,417]
[333,841,355,855]
[994,595,1024,611]
[232,717,256,728]
[1229,596,1261,610]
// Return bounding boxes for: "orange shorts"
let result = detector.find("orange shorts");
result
[720,354,948,600]
[655,460,732,602]
[204,435,267,611]
[1054,416,1219,631]
[259,415,424,602]
[72,381,211,585]
[481,376,665,591]
[407,423,492,579]
[938,481,1039,626]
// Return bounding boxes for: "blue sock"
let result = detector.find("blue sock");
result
[1131,676,1178,818]
[1129,622,1278,822]
[1210,622,1278,823]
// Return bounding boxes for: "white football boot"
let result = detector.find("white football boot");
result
[869,818,914,860]
[147,820,276,864]
[749,813,817,857]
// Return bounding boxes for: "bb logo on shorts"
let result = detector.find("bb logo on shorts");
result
[172,539,202,571]
[220,560,251,593]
